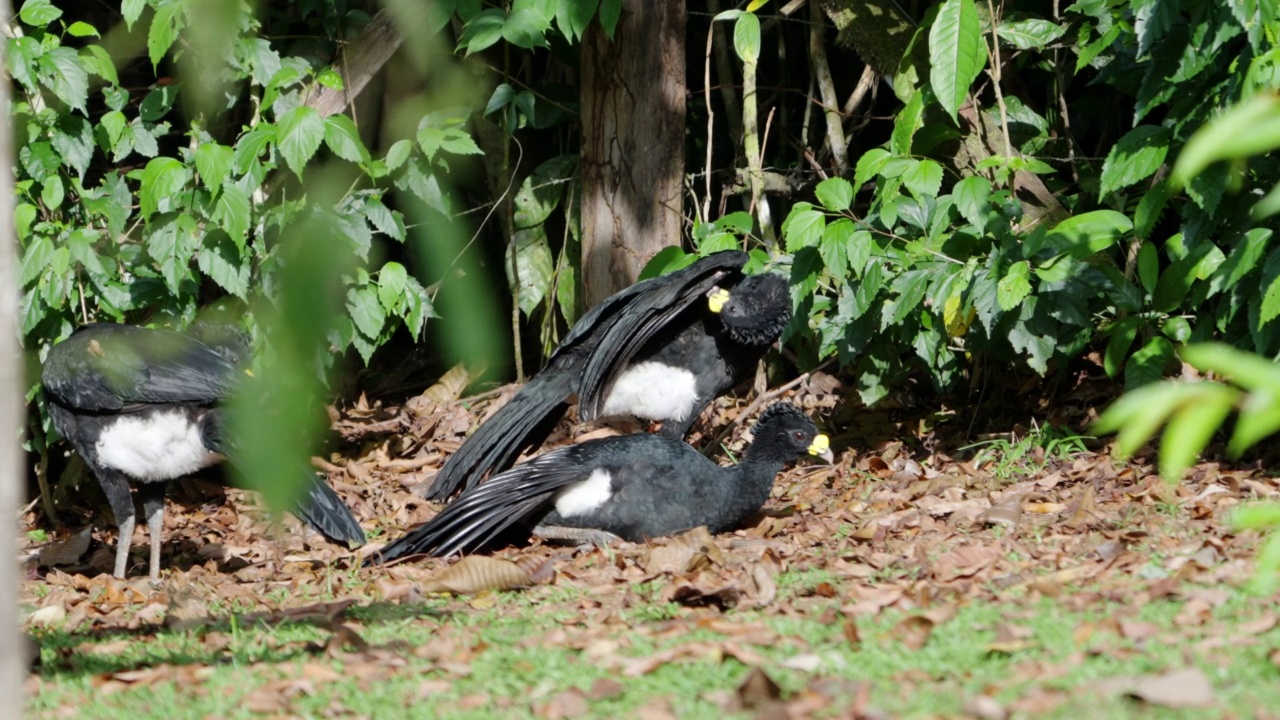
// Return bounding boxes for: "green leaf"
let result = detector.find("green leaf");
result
[820,218,854,279]
[1103,316,1139,377]
[315,68,343,90]
[66,228,107,278]
[377,261,408,311]
[7,36,41,90]
[213,183,250,250]
[1161,316,1191,343]
[232,125,275,173]
[194,142,234,194]
[996,260,1032,311]
[365,197,405,241]
[1173,93,1280,188]
[901,159,944,199]
[14,204,36,239]
[323,114,371,164]
[139,157,189,218]
[385,139,413,172]
[440,127,484,156]
[347,284,386,338]
[18,0,61,27]
[953,175,990,230]
[52,115,93,180]
[506,228,554,316]
[928,0,985,123]
[99,110,128,150]
[1159,382,1238,480]
[148,1,185,70]
[1124,335,1174,389]
[122,0,146,29]
[733,12,761,62]
[129,119,159,158]
[1099,125,1171,197]
[145,214,198,295]
[996,17,1066,49]
[197,232,249,298]
[67,20,100,37]
[599,0,621,37]
[459,8,506,54]
[19,235,54,285]
[814,177,854,212]
[1137,240,1159,293]
[781,204,826,251]
[38,47,88,113]
[555,0,598,42]
[276,106,324,178]
[1036,210,1132,260]
[890,91,925,156]
[1133,179,1171,241]
[503,6,553,49]
[40,175,64,210]
[20,142,59,182]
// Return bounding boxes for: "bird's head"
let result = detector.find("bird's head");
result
[710,273,792,345]
[750,403,834,463]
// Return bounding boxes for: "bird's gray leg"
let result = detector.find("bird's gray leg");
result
[96,469,136,579]
[138,483,167,581]
[533,524,621,548]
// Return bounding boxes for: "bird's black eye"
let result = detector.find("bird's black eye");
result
[793,431,805,441]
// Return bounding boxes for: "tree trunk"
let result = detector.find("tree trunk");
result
[580,0,686,307]
[0,0,26,707]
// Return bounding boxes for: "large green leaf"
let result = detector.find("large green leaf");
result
[733,11,761,63]
[506,228,554,316]
[1034,210,1132,260]
[996,260,1032,311]
[148,1,185,69]
[814,177,854,212]
[996,17,1066,49]
[1173,93,1280,188]
[276,106,324,178]
[138,157,190,218]
[781,203,825,251]
[928,0,986,123]
[194,142,233,194]
[1099,125,1171,197]
[323,114,371,164]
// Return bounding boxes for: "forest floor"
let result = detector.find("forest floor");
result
[18,365,1280,719]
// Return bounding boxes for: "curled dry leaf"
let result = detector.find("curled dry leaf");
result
[645,526,723,575]
[406,362,475,417]
[419,555,539,595]
[1126,668,1216,708]
[735,666,784,710]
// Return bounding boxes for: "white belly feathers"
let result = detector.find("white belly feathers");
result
[95,410,223,482]
[601,361,698,421]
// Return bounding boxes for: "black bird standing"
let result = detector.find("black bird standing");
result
[426,250,792,501]
[368,403,829,563]
[41,323,366,579]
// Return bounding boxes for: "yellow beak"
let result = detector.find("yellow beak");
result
[708,288,732,313]
[808,434,834,463]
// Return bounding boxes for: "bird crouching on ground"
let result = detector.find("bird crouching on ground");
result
[366,403,830,564]
[41,323,366,579]
[426,250,793,501]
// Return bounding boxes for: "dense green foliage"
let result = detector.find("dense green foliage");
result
[11,0,1280,411]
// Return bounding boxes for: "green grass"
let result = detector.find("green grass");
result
[27,574,1280,719]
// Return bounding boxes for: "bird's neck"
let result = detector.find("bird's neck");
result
[715,448,788,530]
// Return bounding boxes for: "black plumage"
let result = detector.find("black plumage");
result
[367,403,831,563]
[426,250,792,501]
[41,323,366,579]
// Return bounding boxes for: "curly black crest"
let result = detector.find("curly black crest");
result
[720,272,791,346]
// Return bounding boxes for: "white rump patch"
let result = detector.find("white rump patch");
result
[602,361,698,422]
[95,410,222,482]
[553,468,614,518]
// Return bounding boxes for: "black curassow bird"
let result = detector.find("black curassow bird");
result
[367,403,831,563]
[426,250,792,501]
[41,323,366,579]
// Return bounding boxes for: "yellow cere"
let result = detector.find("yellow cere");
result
[808,434,830,456]
[708,288,732,313]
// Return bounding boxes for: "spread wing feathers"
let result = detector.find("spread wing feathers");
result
[572,251,747,419]
[425,251,746,502]
[293,478,367,547]
[424,372,575,500]
[201,408,366,547]
[42,324,238,411]
[550,251,745,362]
[371,446,597,563]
